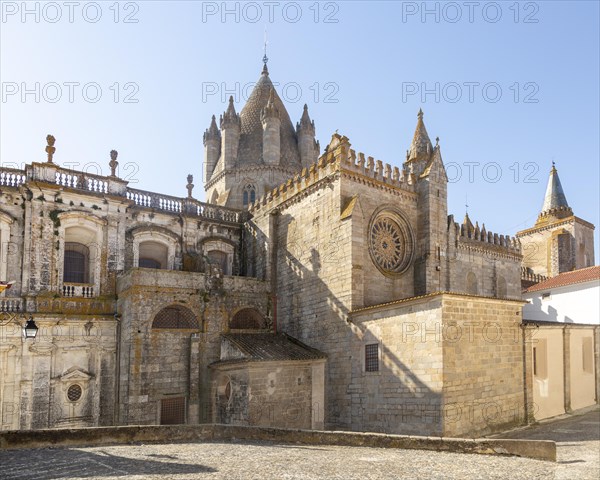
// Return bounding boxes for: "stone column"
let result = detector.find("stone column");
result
[188,334,200,423]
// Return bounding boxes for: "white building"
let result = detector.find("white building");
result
[523,265,600,325]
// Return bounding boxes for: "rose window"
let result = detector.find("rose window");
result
[368,210,414,275]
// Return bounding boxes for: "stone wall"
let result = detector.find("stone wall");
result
[517,216,595,278]
[0,316,117,431]
[441,295,526,437]
[116,268,270,426]
[211,360,325,430]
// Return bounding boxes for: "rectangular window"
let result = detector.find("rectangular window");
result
[582,337,593,374]
[160,396,186,425]
[365,344,379,372]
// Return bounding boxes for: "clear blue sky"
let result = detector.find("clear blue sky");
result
[1,1,599,258]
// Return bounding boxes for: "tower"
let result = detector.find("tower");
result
[203,61,319,209]
[404,110,448,295]
[203,115,221,184]
[297,104,319,167]
[517,163,595,278]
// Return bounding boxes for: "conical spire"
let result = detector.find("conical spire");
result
[408,109,433,161]
[221,96,240,129]
[203,114,221,145]
[541,163,569,213]
[297,104,315,133]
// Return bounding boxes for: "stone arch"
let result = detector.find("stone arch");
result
[152,305,199,330]
[466,271,478,295]
[130,226,180,271]
[58,212,105,293]
[229,307,266,330]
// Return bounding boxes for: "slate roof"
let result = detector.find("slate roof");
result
[214,333,327,365]
[526,265,600,293]
[237,66,301,167]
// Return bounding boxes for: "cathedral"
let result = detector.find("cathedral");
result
[0,61,596,437]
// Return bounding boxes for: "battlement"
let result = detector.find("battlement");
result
[448,214,521,254]
[521,267,547,285]
[248,133,417,215]
[535,205,573,226]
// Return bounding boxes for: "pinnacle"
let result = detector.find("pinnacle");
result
[408,108,433,161]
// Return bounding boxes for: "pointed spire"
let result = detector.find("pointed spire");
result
[261,87,279,121]
[262,62,269,76]
[296,103,315,134]
[462,212,474,237]
[203,115,221,145]
[221,96,240,129]
[408,109,433,161]
[541,162,569,212]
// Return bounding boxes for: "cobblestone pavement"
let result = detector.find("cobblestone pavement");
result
[1,410,598,480]
[493,406,600,480]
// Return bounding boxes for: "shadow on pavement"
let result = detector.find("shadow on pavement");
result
[0,447,217,480]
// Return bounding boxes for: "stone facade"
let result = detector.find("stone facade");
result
[1,61,596,436]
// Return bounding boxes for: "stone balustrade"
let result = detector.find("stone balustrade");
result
[1,164,245,224]
[0,297,23,312]
[62,283,95,298]
[0,168,27,188]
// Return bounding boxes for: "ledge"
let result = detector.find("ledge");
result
[0,424,556,462]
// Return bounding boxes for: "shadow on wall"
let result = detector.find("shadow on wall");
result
[0,447,217,479]
[530,297,560,322]
[247,212,439,433]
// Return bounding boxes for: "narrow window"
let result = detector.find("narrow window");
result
[365,344,379,372]
[64,242,89,283]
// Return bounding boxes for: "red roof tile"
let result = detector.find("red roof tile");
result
[526,265,600,293]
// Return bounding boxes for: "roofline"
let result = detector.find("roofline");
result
[350,291,525,316]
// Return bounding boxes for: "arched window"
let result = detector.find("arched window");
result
[138,241,168,269]
[230,308,266,330]
[466,272,478,295]
[497,276,507,298]
[242,184,256,207]
[207,250,228,275]
[152,305,199,329]
[64,242,89,283]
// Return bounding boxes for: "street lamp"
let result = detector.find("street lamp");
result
[23,316,38,339]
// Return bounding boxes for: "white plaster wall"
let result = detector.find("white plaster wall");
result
[523,281,599,325]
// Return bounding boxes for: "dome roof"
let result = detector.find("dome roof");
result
[237,65,300,167]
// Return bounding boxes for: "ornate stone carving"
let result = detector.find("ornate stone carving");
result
[109,150,119,177]
[368,208,414,276]
[46,135,56,163]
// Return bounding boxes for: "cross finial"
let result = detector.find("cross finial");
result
[263,28,269,66]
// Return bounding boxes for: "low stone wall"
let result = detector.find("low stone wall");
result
[0,424,556,462]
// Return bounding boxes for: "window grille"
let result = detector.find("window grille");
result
[365,344,379,372]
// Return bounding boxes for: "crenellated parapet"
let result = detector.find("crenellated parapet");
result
[521,266,547,285]
[448,214,521,257]
[247,133,417,214]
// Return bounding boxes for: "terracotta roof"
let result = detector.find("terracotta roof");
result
[525,266,600,293]
[214,333,327,365]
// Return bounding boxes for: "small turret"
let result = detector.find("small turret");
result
[405,109,434,177]
[297,104,318,167]
[261,88,281,165]
[203,115,221,182]
[220,96,240,170]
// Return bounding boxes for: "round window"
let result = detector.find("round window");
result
[368,208,415,276]
[67,384,82,402]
